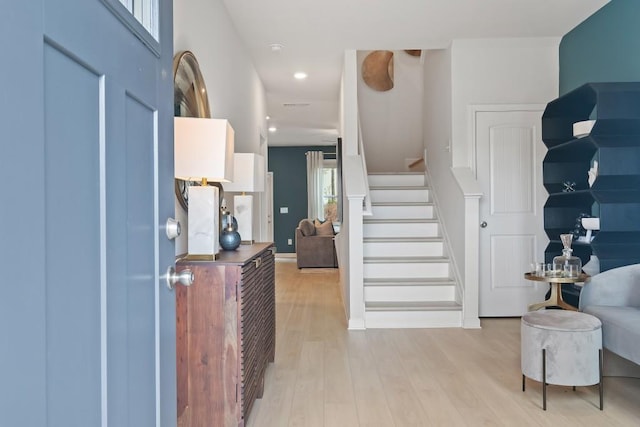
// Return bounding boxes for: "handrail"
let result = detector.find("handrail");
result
[358,117,372,215]
[408,158,425,169]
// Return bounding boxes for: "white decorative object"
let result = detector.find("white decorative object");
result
[582,217,600,242]
[174,117,235,258]
[174,117,235,182]
[188,186,219,255]
[234,194,254,243]
[582,255,600,276]
[588,160,598,187]
[573,119,596,138]
[225,153,265,244]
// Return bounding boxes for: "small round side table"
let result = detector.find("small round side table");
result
[524,272,590,311]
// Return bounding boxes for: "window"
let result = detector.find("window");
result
[320,160,338,223]
[119,0,158,39]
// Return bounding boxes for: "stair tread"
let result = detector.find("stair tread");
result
[363,237,443,243]
[364,218,439,224]
[371,201,433,207]
[369,172,424,176]
[364,277,455,285]
[370,185,428,190]
[364,256,449,263]
[366,301,462,311]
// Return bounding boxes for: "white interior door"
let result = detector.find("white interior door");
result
[477,109,549,317]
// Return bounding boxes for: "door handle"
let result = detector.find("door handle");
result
[165,218,181,240]
[165,266,194,290]
[480,221,488,228]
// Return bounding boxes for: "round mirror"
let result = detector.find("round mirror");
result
[173,51,218,211]
[173,51,211,119]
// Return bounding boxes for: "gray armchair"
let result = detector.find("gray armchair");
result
[579,263,640,366]
[295,219,337,268]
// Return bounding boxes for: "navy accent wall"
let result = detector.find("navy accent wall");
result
[560,0,640,95]
[268,145,336,253]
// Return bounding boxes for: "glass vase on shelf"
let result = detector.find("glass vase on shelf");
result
[553,234,582,278]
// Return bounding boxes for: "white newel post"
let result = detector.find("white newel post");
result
[343,155,366,330]
[347,194,365,329]
[451,167,482,329]
[463,194,482,328]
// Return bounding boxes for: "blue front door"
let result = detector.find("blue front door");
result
[0,1,176,425]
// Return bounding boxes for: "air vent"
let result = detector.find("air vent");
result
[282,103,310,108]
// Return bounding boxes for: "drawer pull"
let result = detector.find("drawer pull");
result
[254,258,262,269]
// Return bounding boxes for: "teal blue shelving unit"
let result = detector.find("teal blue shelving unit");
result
[542,82,640,305]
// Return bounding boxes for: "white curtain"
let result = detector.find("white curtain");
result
[306,151,324,220]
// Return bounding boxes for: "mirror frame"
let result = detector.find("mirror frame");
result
[173,51,212,211]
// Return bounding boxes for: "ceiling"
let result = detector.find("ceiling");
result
[222,0,609,146]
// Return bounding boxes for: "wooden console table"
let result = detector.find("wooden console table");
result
[524,272,589,312]
[176,243,276,427]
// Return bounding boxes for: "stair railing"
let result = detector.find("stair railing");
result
[358,117,372,216]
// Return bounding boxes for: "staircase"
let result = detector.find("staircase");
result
[363,173,462,328]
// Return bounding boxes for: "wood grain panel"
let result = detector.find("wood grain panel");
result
[177,243,275,427]
[188,264,226,425]
[175,282,188,418]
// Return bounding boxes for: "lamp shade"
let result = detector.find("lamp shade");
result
[174,117,235,182]
[224,153,265,192]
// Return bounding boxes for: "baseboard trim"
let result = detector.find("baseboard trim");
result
[276,253,296,259]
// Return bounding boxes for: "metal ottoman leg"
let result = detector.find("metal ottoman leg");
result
[542,348,547,411]
[599,349,604,410]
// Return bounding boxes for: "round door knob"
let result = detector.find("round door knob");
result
[480,221,488,228]
[165,218,181,240]
[166,266,194,290]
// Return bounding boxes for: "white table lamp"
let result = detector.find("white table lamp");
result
[174,117,234,258]
[224,153,265,244]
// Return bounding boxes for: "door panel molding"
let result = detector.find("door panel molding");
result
[468,104,547,177]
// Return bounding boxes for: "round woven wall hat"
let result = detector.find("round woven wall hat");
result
[362,50,394,91]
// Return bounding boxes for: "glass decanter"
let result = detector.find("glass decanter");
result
[553,234,582,278]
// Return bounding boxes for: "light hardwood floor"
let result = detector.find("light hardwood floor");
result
[246,259,640,427]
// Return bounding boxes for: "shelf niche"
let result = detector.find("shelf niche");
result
[542,82,640,278]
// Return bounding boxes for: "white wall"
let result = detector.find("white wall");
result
[450,38,560,169]
[173,0,268,254]
[337,50,359,323]
[423,38,559,286]
[422,47,468,281]
[357,50,424,172]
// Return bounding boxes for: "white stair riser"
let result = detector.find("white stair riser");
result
[364,262,450,279]
[363,241,443,257]
[363,222,439,238]
[370,188,429,203]
[364,285,456,302]
[371,204,434,220]
[365,310,462,329]
[368,174,424,187]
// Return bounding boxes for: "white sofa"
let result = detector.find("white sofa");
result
[579,263,640,366]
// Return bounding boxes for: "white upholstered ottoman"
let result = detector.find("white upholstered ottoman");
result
[521,310,603,410]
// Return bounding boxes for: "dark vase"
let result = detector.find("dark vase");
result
[220,227,241,251]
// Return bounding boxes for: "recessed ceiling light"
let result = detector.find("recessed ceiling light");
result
[265,115,270,120]
[270,43,283,52]
[294,72,308,80]
[268,126,277,132]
